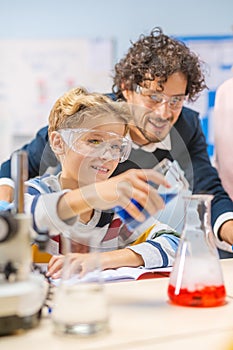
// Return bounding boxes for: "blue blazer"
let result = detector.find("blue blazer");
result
[1,105,232,229]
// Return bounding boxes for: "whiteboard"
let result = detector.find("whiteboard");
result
[0,38,114,161]
[179,35,233,158]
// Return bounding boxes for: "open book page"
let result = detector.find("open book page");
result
[47,266,172,286]
[101,266,172,282]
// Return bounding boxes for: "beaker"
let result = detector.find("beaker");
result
[167,194,226,307]
[52,234,109,336]
[114,159,187,231]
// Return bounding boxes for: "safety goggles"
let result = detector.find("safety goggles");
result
[136,85,187,110]
[59,128,132,163]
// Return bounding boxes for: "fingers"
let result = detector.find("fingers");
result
[143,184,165,215]
[46,253,91,280]
[78,168,169,214]
[121,184,165,222]
[115,169,170,205]
[46,255,64,278]
[128,168,171,188]
[108,170,166,217]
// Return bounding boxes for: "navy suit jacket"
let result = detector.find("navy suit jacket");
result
[1,104,232,229]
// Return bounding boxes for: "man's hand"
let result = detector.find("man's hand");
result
[218,220,233,245]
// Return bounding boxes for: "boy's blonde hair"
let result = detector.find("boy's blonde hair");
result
[48,87,130,136]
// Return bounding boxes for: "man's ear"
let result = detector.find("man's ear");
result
[50,131,65,155]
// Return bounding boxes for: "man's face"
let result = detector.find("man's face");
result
[124,72,188,145]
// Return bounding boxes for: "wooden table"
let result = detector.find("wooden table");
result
[2,259,233,350]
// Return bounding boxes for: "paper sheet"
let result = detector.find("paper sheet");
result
[49,266,172,285]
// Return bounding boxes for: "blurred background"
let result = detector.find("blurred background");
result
[0,0,233,162]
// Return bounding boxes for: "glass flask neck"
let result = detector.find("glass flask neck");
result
[183,194,213,235]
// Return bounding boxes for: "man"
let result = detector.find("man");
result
[0,27,233,249]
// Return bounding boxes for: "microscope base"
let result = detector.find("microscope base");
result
[0,310,42,336]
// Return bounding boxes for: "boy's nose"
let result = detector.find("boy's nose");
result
[100,146,115,160]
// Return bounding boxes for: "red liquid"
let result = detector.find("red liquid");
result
[168,284,226,307]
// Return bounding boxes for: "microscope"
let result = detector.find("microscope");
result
[0,151,48,336]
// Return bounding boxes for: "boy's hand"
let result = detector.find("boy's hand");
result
[46,255,64,279]
[0,185,14,202]
[47,253,98,279]
[80,168,170,222]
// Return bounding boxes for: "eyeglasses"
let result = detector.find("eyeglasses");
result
[59,128,132,163]
[136,85,187,110]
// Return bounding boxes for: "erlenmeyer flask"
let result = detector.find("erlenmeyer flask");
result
[168,194,226,307]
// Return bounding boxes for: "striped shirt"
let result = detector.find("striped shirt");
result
[24,173,180,268]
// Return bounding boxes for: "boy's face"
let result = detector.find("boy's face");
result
[60,123,127,188]
[123,72,187,144]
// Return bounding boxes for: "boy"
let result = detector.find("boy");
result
[24,86,179,278]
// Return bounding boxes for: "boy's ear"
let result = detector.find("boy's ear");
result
[50,131,65,155]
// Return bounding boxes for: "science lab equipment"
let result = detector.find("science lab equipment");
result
[0,151,47,336]
[114,158,188,232]
[168,194,226,307]
[52,234,109,336]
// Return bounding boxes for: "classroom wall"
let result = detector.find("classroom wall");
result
[0,0,233,162]
[0,0,232,62]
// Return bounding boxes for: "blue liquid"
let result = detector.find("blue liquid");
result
[114,192,178,231]
[159,192,178,203]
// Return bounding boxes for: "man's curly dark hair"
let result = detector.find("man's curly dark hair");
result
[113,27,207,102]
